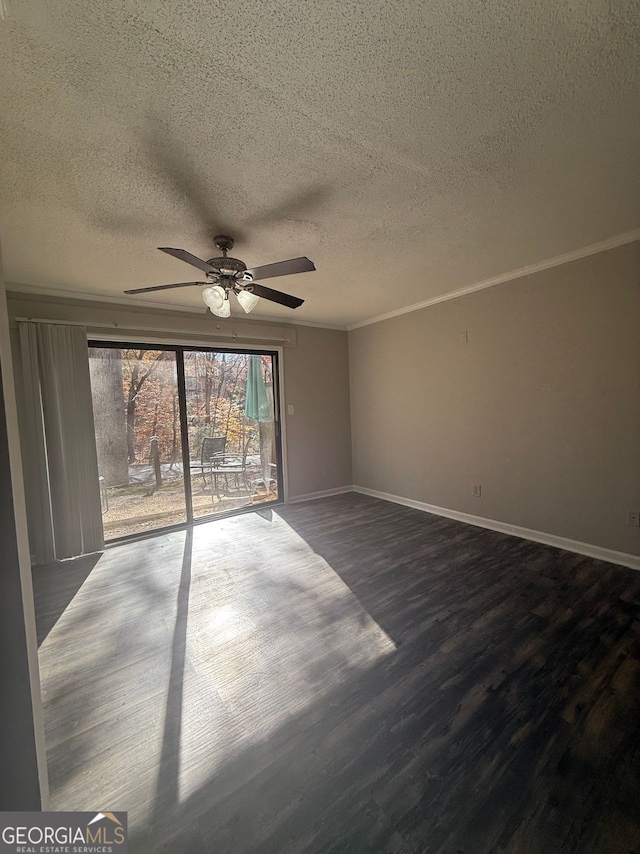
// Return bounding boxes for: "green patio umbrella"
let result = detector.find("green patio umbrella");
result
[244,355,272,422]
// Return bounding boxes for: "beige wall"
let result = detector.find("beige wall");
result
[283,325,352,498]
[349,241,640,557]
[7,293,352,500]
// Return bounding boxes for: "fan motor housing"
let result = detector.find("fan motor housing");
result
[206,256,247,276]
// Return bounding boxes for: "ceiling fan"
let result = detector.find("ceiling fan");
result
[124,234,315,317]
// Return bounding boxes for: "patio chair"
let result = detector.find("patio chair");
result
[209,439,258,495]
[191,436,227,486]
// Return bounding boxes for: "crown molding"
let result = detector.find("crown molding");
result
[5,282,347,331]
[348,229,640,331]
[9,227,639,334]
[7,281,208,314]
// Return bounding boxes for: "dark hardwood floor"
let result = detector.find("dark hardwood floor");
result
[33,493,640,853]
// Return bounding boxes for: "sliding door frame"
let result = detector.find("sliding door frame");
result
[175,346,193,526]
[88,338,286,544]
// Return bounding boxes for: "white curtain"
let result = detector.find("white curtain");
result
[19,322,104,564]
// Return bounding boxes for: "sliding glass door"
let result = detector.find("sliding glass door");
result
[88,347,186,539]
[88,342,282,540]
[184,350,280,519]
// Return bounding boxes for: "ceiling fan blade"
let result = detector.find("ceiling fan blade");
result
[124,281,207,295]
[248,282,304,309]
[245,257,315,281]
[158,247,219,275]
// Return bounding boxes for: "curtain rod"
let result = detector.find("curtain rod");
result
[14,317,291,344]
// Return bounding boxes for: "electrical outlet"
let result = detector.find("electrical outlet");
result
[472,484,482,498]
[287,404,295,415]
[460,331,469,344]
[628,510,640,527]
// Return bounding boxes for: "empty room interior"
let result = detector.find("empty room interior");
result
[1,2,640,852]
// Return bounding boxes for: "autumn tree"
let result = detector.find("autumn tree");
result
[123,350,169,463]
[183,351,256,457]
[90,349,269,487]
[89,347,129,486]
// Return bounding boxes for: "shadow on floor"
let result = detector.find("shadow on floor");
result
[32,552,102,646]
[153,528,193,817]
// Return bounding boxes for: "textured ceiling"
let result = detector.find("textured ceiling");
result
[1,0,639,328]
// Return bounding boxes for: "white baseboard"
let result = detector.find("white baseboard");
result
[353,485,640,572]
[286,485,354,505]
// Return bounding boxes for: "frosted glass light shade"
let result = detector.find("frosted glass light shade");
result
[217,297,231,318]
[202,285,225,311]
[236,289,260,313]
[203,285,231,317]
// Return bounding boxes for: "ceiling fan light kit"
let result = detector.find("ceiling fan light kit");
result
[213,294,231,318]
[124,234,315,317]
[236,288,260,314]
[202,284,225,311]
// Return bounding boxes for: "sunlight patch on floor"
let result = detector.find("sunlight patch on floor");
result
[177,513,396,803]
[37,512,395,830]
